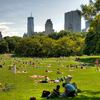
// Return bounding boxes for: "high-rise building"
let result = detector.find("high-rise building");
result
[82,21,90,32]
[64,10,81,32]
[0,32,2,40]
[27,15,34,36]
[85,20,90,31]
[45,19,54,34]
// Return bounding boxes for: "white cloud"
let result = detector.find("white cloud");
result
[8,31,22,37]
[0,22,14,25]
[0,24,10,35]
[0,22,22,37]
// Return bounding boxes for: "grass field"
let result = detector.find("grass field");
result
[0,54,100,100]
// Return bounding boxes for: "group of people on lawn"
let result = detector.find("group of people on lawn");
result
[30,75,80,100]
[44,75,79,99]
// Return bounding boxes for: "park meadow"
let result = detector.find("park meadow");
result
[0,54,100,100]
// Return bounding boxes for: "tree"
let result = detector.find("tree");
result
[48,32,59,40]
[48,30,71,40]
[94,0,100,12]
[0,39,9,53]
[81,0,100,55]
[81,0,99,21]
[4,36,22,53]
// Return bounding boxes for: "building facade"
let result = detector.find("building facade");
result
[64,10,81,32]
[85,20,90,32]
[27,16,34,36]
[45,19,54,34]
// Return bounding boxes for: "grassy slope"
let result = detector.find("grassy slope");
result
[0,54,100,100]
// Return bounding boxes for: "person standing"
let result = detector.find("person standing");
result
[12,64,17,74]
[95,59,99,71]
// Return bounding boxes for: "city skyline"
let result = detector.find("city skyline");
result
[0,0,89,37]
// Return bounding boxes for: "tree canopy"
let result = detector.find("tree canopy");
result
[0,32,85,57]
[81,0,100,55]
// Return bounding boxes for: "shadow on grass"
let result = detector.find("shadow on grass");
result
[40,96,100,100]
[40,90,100,100]
[82,90,100,95]
[79,57,100,66]
[11,54,49,59]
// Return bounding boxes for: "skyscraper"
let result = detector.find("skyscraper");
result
[64,10,81,32]
[85,20,90,31]
[45,19,54,34]
[82,20,90,32]
[27,14,34,36]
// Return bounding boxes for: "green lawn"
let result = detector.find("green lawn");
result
[0,54,100,100]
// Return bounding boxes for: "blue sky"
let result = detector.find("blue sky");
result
[0,0,89,37]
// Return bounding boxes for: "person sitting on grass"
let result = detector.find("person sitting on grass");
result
[64,75,81,93]
[0,65,2,68]
[30,97,36,100]
[41,90,50,97]
[62,83,77,97]
[47,85,60,99]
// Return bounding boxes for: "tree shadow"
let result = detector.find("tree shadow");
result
[81,90,100,95]
[79,57,100,66]
[40,96,100,100]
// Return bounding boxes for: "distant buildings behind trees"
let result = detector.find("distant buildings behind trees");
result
[45,19,54,34]
[25,10,85,37]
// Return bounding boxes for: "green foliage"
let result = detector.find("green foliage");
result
[14,33,84,57]
[81,0,99,21]
[0,31,85,57]
[48,30,71,39]
[84,14,100,55]
[81,0,100,55]
[0,39,8,53]
[95,0,100,11]
[4,36,22,53]
[90,14,100,33]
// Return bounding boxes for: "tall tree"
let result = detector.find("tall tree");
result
[82,0,100,55]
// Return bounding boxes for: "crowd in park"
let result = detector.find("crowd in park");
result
[29,58,100,100]
[46,75,78,98]
[30,75,80,100]
[0,54,100,100]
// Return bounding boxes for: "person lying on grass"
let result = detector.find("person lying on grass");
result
[39,76,50,83]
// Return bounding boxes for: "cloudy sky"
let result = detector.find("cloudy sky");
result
[0,0,89,37]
